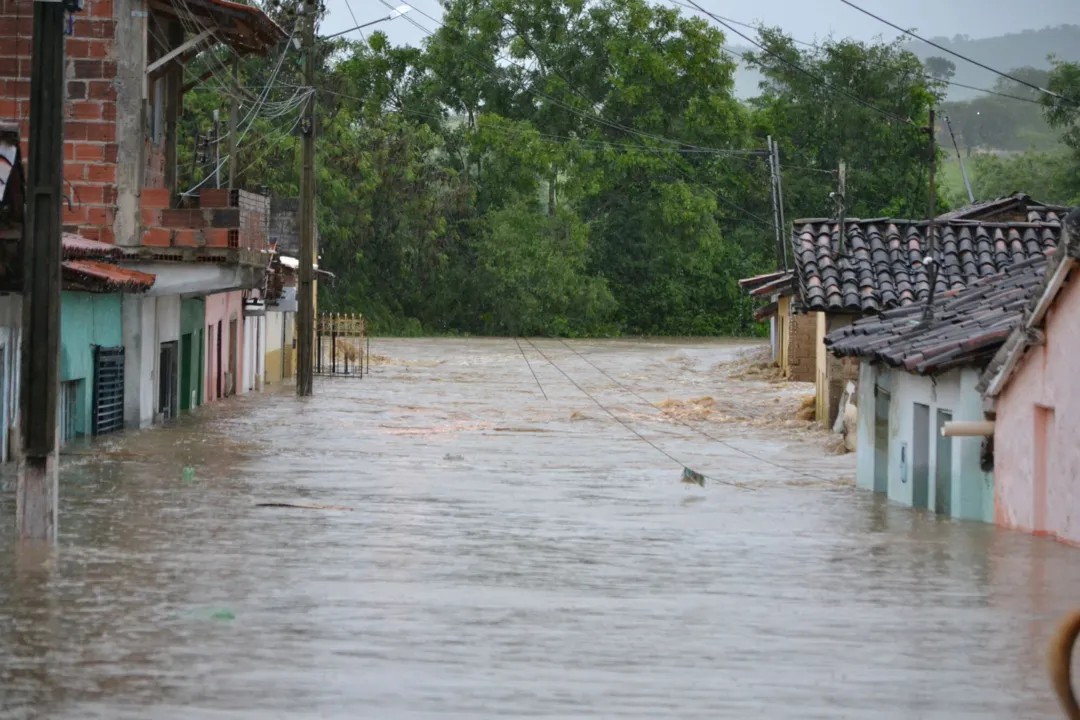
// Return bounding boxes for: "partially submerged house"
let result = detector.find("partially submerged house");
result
[825,254,1051,521]
[790,193,1070,427]
[981,209,1080,545]
[738,270,815,382]
[0,0,299,450]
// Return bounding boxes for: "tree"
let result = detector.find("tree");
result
[924,56,956,82]
[1042,59,1080,203]
[745,32,941,220]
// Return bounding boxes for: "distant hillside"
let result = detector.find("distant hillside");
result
[728,24,1080,101]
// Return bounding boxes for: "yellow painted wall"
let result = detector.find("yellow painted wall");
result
[815,311,828,424]
[265,348,283,384]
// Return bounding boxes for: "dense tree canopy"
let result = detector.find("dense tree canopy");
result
[178,0,958,336]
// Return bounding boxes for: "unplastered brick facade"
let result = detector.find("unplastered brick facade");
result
[787,310,816,383]
[1,0,120,243]
[141,187,269,250]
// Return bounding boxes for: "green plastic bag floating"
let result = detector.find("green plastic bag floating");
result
[182,467,195,483]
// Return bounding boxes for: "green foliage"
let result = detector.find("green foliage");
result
[962,151,1079,206]
[181,0,949,337]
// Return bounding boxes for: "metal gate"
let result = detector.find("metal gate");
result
[315,313,368,377]
[92,346,125,436]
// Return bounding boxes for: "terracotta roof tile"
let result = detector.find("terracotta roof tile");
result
[823,254,1049,375]
[62,260,155,293]
[791,215,1064,314]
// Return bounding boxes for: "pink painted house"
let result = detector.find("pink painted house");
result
[204,291,245,402]
[982,209,1080,546]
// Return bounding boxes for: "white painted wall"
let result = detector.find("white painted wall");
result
[256,315,266,389]
[123,294,181,429]
[854,362,992,521]
[0,295,22,463]
[242,315,255,393]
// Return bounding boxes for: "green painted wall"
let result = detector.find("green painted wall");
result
[60,291,123,438]
[180,298,205,409]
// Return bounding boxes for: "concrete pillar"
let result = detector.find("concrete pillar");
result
[855,362,876,492]
[16,449,58,541]
[256,315,266,390]
[113,0,147,246]
[122,294,157,428]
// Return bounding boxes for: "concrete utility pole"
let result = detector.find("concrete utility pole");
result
[19,0,69,541]
[767,136,783,270]
[943,113,974,204]
[922,109,938,323]
[296,0,316,397]
[835,160,847,254]
[772,139,788,272]
[228,56,239,188]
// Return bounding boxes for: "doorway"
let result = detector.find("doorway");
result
[935,410,953,516]
[216,320,223,400]
[158,341,179,421]
[180,332,193,411]
[912,403,931,509]
[228,317,238,396]
[873,386,890,495]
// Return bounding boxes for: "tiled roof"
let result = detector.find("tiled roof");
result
[792,216,1064,314]
[62,260,155,293]
[824,253,1050,375]
[62,233,126,260]
[981,209,1080,398]
[934,192,1065,223]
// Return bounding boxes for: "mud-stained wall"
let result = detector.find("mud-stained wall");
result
[995,275,1080,545]
[817,313,859,426]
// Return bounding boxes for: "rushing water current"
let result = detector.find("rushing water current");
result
[2,338,1079,719]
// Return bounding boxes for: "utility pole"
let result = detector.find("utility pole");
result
[228,56,239,188]
[836,160,847,253]
[771,139,789,271]
[767,136,783,270]
[19,0,69,541]
[212,109,221,189]
[922,109,938,323]
[943,113,974,204]
[296,0,316,397]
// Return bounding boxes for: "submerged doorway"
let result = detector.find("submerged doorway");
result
[912,403,931,510]
[873,386,890,495]
[935,410,953,516]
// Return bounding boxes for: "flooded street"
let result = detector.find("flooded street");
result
[2,338,1080,719]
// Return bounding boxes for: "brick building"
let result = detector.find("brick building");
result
[0,0,290,439]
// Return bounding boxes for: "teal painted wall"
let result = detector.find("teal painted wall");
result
[60,291,123,437]
[180,298,205,409]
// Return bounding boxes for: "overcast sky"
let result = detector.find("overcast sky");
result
[318,0,1080,48]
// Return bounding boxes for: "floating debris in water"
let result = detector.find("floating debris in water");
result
[681,467,705,487]
[255,502,353,511]
[209,608,236,621]
[181,467,196,483]
[443,454,465,461]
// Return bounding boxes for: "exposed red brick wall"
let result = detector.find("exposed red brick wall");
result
[139,188,269,251]
[787,309,816,383]
[0,0,119,244]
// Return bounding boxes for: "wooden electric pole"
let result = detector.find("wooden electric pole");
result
[18,0,68,541]
[296,0,316,397]
[922,109,938,323]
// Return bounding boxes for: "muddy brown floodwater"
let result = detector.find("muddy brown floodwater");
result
[2,338,1080,719]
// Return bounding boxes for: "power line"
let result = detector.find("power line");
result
[836,0,1074,106]
[674,0,1045,109]
[514,338,549,401]
[522,339,751,489]
[554,339,831,483]
[675,0,916,127]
